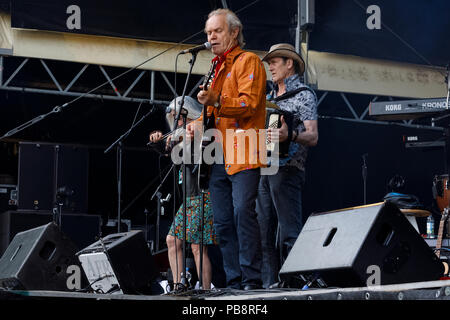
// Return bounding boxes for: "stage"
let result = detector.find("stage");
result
[1,4,450,320]
[2,279,450,301]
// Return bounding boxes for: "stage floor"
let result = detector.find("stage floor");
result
[2,279,450,301]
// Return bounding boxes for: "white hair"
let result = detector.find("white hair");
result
[207,9,245,47]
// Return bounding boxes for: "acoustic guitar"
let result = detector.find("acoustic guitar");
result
[197,61,217,192]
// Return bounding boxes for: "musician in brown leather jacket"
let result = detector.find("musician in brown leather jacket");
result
[257,43,319,288]
[188,8,266,290]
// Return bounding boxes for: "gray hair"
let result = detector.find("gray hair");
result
[207,9,245,48]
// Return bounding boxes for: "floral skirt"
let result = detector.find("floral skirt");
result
[168,193,218,245]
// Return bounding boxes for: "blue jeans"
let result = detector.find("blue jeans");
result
[256,165,305,288]
[209,164,262,288]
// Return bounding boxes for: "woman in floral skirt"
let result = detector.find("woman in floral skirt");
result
[149,97,217,290]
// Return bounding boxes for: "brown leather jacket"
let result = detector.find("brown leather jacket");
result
[203,46,267,175]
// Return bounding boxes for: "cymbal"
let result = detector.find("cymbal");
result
[400,208,431,217]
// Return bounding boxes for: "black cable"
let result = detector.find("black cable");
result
[130,100,144,129]
[76,274,115,293]
[104,284,121,294]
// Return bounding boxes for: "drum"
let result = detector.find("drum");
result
[433,174,450,212]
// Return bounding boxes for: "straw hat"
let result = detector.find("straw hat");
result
[262,43,305,75]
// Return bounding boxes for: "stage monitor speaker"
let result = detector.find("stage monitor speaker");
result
[0,222,82,291]
[77,230,160,295]
[279,202,444,288]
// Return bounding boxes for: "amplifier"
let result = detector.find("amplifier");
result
[78,251,122,294]
[403,133,446,149]
[0,184,17,213]
[77,230,159,294]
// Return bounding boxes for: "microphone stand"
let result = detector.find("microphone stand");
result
[446,64,449,115]
[155,192,163,253]
[197,96,211,290]
[53,193,64,228]
[105,106,156,233]
[199,191,205,289]
[53,144,61,228]
[0,104,69,141]
[150,163,175,253]
[362,153,368,205]
[172,51,198,289]
[446,65,450,205]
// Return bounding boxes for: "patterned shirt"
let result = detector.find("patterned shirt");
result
[267,74,318,172]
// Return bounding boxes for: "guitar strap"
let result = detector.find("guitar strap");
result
[271,86,314,103]
[202,61,218,130]
[204,51,247,129]
[268,87,313,143]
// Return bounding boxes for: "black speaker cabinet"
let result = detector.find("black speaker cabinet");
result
[0,184,17,213]
[77,230,159,294]
[18,142,88,213]
[279,202,444,287]
[0,210,102,257]
[0,222,82,291]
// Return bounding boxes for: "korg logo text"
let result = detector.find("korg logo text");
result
[421,101,447,109]
[385,104,401,111]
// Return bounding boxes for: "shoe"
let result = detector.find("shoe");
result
[242,284,262,291]
[227,283,241,290]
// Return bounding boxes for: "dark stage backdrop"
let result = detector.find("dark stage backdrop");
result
[10,0,295,52]
[9,0,450,67]
[0,89,446,237]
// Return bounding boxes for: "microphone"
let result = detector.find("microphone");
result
[180,42,212,54]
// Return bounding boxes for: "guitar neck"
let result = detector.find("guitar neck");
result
[436,216,447,258]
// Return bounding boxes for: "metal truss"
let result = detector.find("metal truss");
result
[0,55,444,133]
[316,91,445,132]
[0,55,204,107]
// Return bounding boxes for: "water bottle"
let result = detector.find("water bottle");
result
[427,215,435,238]
[185,268,192,287]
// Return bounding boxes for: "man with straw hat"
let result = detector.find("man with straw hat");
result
[257,43,318,288]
